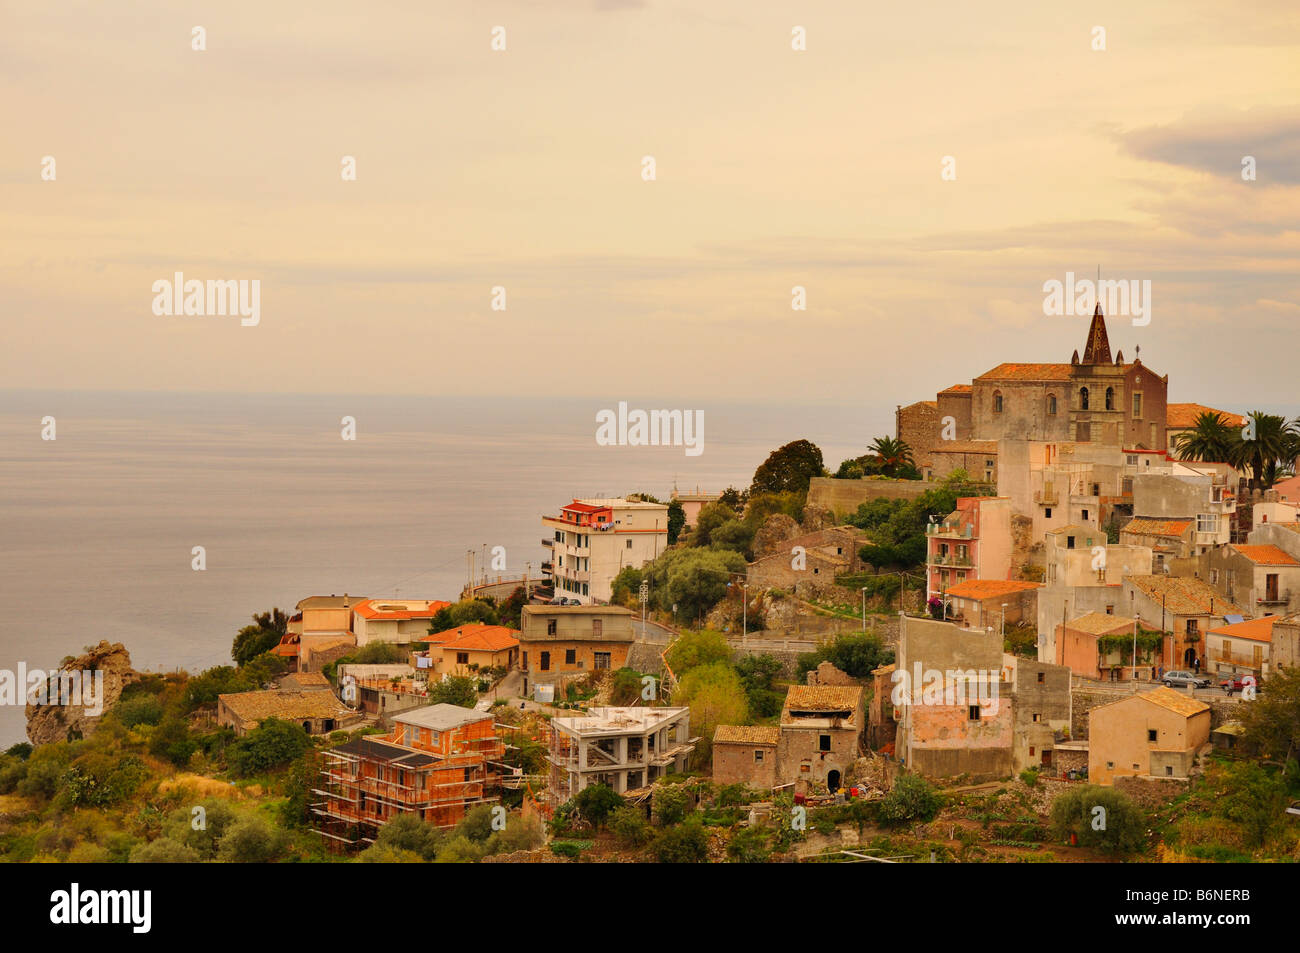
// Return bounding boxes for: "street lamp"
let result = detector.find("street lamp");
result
[861,587,868,631]
[742,583,749,641]
[1001,602,1008,640]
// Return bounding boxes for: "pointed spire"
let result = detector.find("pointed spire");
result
[1071,349,1080,365]
[1081,302,1112,365]
[1115,349,1124,365]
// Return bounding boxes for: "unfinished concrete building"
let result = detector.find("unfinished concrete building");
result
[547,706,697,800]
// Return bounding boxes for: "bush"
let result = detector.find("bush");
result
[372,813,445,860]
[652,783,693,827]
[1019,768,1039,788]
[486,814,544,855]
[609,806,653,848]
[113,695,164,729]
[428,676,478,709]
[149,716,197,767]
[217,816,289,862]
[573,783,624,829]
[1049,785,1146,854]
[652,818,709,862]
[227,718,312,777]
[878,774,943,825]
[726,825,771,863]
[129,837,201,863]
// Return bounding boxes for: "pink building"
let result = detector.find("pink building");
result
[925,497,1014,602]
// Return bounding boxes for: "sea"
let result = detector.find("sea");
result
[0,389,892,745]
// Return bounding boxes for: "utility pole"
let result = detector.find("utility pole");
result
[861,587,868,631]
[639,580,648,637]
[742,583,749,641]
[525,561,531,599]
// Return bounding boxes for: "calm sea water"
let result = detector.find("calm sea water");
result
[0,389,891,745]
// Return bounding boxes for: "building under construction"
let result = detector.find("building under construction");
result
[547,706,698,800]
[312,703,509,849]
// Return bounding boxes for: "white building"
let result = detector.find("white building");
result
[542,498,669,603]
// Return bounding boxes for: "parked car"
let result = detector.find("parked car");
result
[1220,674,1263,695]
[1163,670,1212,689]
[1286,801,1300,817]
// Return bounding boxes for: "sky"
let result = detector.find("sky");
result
[2,0,1299,410]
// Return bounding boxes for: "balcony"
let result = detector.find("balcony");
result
[1258,590,1290,606]
[542,538,554,548]
[1034,489,1059,506]
[927,523,972,539]
[929,552,973,568]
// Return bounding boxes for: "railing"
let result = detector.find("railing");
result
[929,553,973,567]
[927,523,972,539]
[1034,489,1059,505]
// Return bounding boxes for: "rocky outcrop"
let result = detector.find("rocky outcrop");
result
[751,514,801,560]
[25,641,141,745]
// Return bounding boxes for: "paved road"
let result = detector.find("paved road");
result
[1078,677,1247,703]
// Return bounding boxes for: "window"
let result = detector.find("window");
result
[547,619,557,636]
[1186,619,1198,637]
[819,734,831,752]
[1081,509,1089,521]
[1044,507,1052,518]
[1126,454,1138,466]
[456,652,469,664]
[1166,765,1174,776]
[1106,605,1114,614]
[593,652,611,670]
[565,649,576,665]
[1080,387,1089,410]
[1105,387,1114,410]
[591,619,602,637]
[968,705,981,721]
[993,390,1003,413]
[1029,746,1035,756]
[1148,729,1158,742]
[1032,713,1041,722]
[1132,393,1142,417]
[540,651,550,671]
[1066,535,1075,549]
[1107,761,1114,769]
[1197,514,1219,533]
[1037,672,1045,683]
[754,750,764,762]
[626,539,633,549]
[1047,394,1057,415]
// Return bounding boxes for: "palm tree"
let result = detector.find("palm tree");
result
[870,437,914,477]
[1173,411,1234,463]
[1230,411,1290,491]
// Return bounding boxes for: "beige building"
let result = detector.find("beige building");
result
[670,489,720,528]
[293,594,362,656]
[1130,469,1235,554]
[1205,616,1276,679]
[925,496,1013,602]
[217,689,361,737]
[518,604,636,698]
[1193,544,1300,618]
[942,578,1040,629]
[542,498,668,603]
[351,598,452,646]
[1087,686,1211,785]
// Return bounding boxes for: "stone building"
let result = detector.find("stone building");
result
[777,684,864,795]
[518,605,635,699]
[898,305,1169,458]
[1087,686,1211,786]
[711,725,780,789]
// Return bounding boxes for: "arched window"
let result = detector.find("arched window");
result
[993,390,1003,413]
[1105,387,1114,410]
[1079,387,1089,410]
[1047,394,1057,416]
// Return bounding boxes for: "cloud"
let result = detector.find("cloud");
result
[1120,108,1300,185]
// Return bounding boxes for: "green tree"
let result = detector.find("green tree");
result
[609,806,653,848]
[692,501,739,547]
[217,815,289,862]
[667,499,686,544]
[573,783,624,828]
[652,817,709,862]
[750,439,826,497]
[227,717,313,777]
[652,782,694,826]
[878,773,944,825]
[496,586,527,630]
[1048,785,1146,854]
[149,715,197,767]
[1173,411,1235,463]
[717,486,748,513]
[665,630,732,675]
[1236,664,1300,765]
[428,675,478,708]
[735,654,783,718]
[1230,412,1294,490]
[796,632,893,680]
[662,549,746,622]
[726,825,772,863]
[869,437,915,477]
[676,663,748,763]
[231,608,289,666]
[1213,761,1290,847]
[429,598,501,634]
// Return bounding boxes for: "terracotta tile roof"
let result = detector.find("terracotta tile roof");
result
[218,689,353,727]
[713,725,780,745]
[782,684,862,716]
[1139,685,1210,718]
[921,400,938,409]
[1064,612,1138,635]
[352,598,452,621]
[1208,616,1276,643]
[940,384,973,395]
[946,579,1041,600]
[1231,544,1300,566]
[975,363,1073,382]
[1122,517,1193,538]
[1127,575,1243,616]
[1166,403,1245,429]
[438,624,521,653]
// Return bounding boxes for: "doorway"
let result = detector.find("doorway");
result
[827,769,841,793]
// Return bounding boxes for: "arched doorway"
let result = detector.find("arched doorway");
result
[827,769,841,793]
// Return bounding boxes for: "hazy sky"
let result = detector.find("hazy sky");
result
[3,0,1298,409]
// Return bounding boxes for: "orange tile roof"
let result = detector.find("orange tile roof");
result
[1140,685,1210,718]
[1166,403,1245,429]
[713,725,780,745]
[946,579,1041,600]
[783,684,863,716]
[1208,616,1276,643]
[1231,544,1300,566]
[1064,611,1138,635]
[352,599,452,621]
[1122,517,1193,538]
[939,384,973,394]
[1127,575,1244,616]
[975,363,1073,382]
[437,624,520,653]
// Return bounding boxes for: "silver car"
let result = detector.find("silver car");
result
[1163,670,1212,689]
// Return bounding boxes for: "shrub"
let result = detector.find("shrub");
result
[879,774,943,825]
[609,806,653,849]
[129,837,201,863]
[652,818,709,862]
[1049,785,1146,854]
[726,825,771,863]
[1019,768,1039,788]
[113,695,164,729]
[573,784,624,829]
[227,718,312,777]
[652,783,693,827]
[217,816,289,862]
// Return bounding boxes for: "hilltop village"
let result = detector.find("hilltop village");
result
[6,306,1300,864]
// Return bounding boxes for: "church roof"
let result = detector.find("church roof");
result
[975,363,1073,382]
[1082,303,1112,365]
